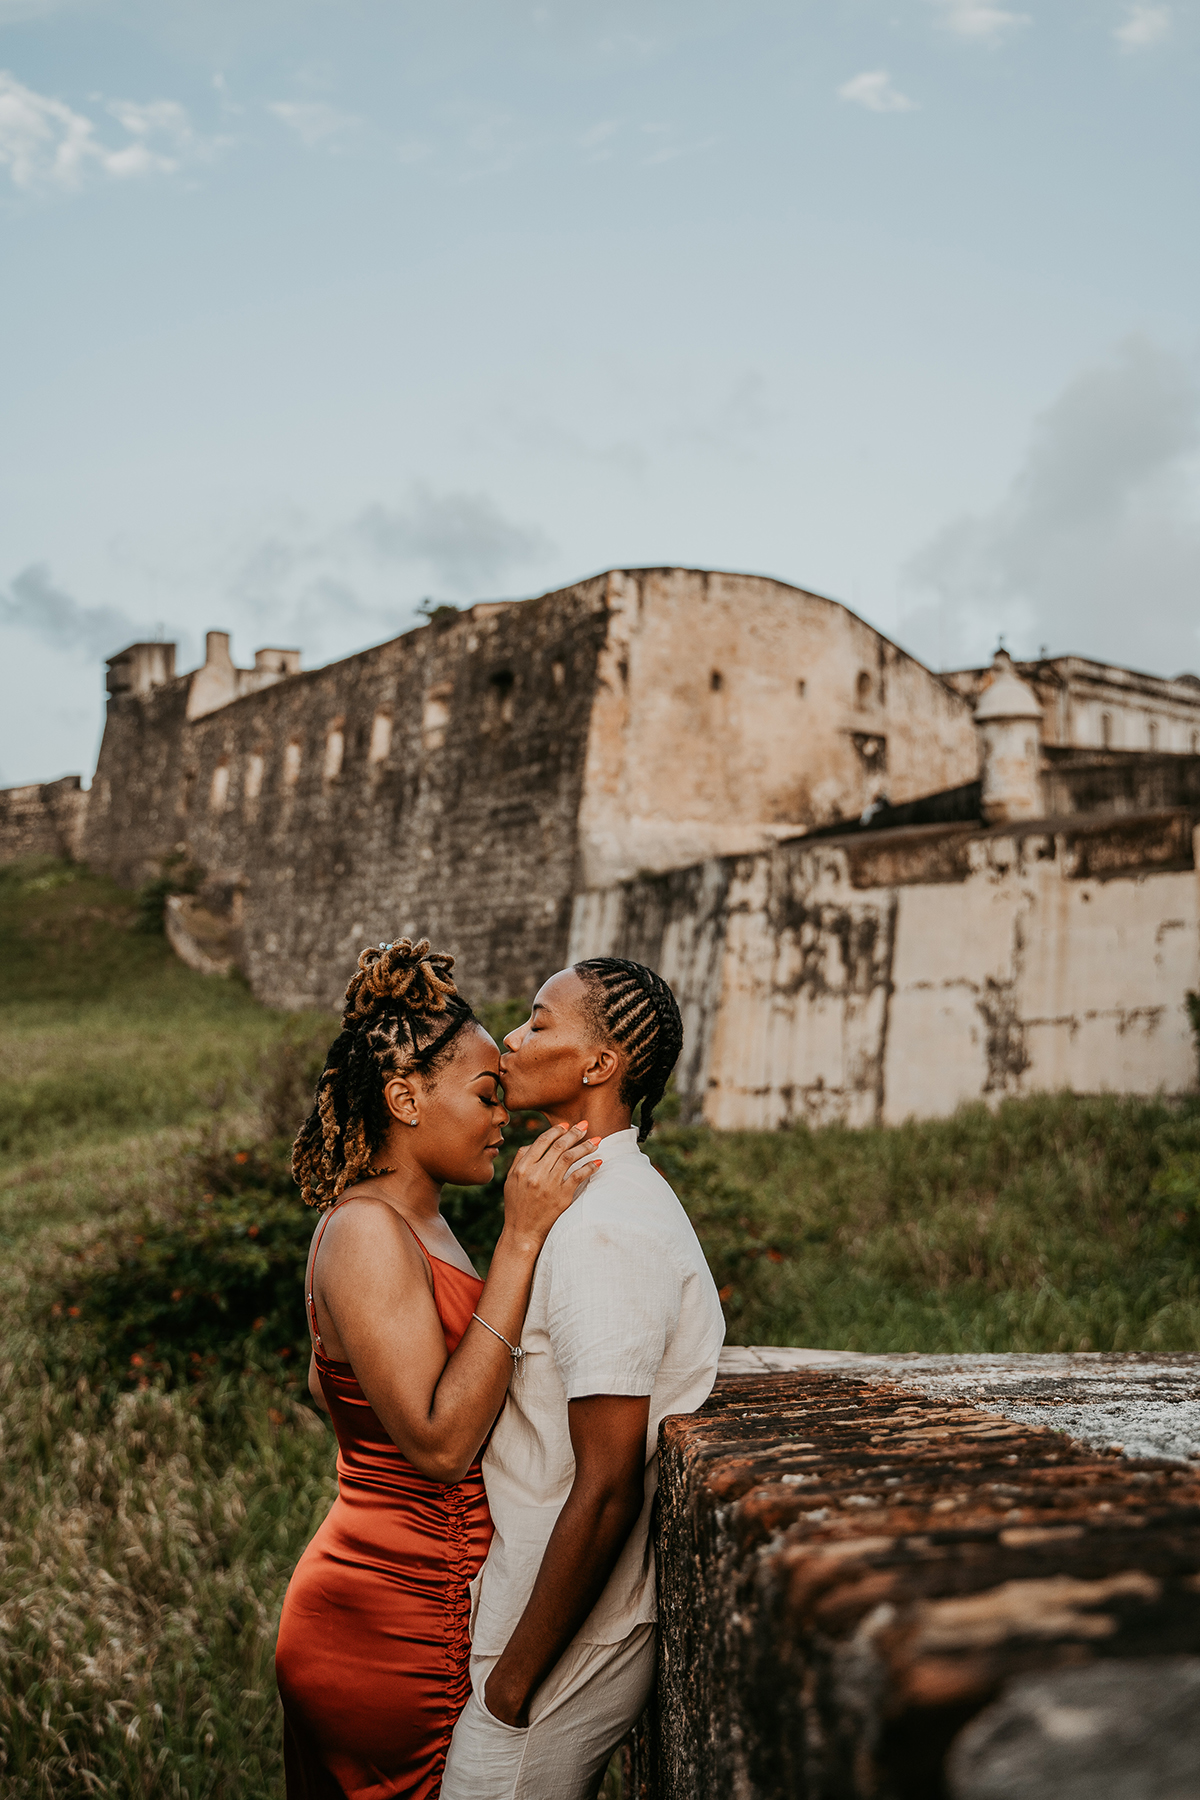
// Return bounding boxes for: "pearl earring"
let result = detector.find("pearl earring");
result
[582,1076,588,1085]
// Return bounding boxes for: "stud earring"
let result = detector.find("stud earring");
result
[409,1117,419,1127]
[582,1076,588,1085]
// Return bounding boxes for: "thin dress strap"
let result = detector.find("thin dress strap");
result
[397,1214,434,1269]
[306,1207,340,1355]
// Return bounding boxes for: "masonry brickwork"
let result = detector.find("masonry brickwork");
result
[0,776,88,866]
[639,1347,1200,1800]
[1,568,978,1011]
[8,569,1200,1118]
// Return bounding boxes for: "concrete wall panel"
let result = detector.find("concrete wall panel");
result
[582,812,1200,1127]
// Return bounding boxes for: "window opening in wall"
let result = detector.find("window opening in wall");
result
[368,712,392,765]
[209,761,230,813]
[1147,719,1159,751]
[488,669,515,728]
[797,679,806,698]
[1101,712,1113,749]
[710,669,723,692]
[856,670,873,709]
[423,684,453,750]
[324,723,345,782]
[245,751,265,801]
[283,740,302,786]
[551,661,566,690]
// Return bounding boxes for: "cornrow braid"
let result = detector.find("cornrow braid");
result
[291,937,477,1207]
[573,957,684,1143]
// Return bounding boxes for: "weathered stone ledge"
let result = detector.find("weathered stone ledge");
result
[640,1349,1200,1800]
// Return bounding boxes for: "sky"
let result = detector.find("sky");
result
[2,0,1198,785]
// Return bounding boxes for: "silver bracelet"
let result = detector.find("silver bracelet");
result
[472,1312,526,1371]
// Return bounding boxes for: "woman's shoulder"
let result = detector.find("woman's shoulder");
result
[316,1192,426,1258]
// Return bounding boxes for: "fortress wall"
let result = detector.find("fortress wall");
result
[0,776,89,866]
[82,675,195,884]
[571,810,1200,1127]
[85,578,612,1009]
[77,565,987,1013]
[648,1348,1200,1800]
[577,569,978,891]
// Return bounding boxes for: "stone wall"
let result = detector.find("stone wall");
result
[0,776,88,865]
[945,654,1200,754]
[1041,748,1200,819]
[579,569,978,890]
[83,579,612,1009]
[647,1348,1200,1800]
[569,808,1200,1127]
[35,566,979,1010]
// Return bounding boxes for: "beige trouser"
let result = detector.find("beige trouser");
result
[440,1625,655,1800]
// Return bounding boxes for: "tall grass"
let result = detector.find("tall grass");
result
[2,857,1198,1794]
[669,1094,1200,1352]
[0,862,337,1795]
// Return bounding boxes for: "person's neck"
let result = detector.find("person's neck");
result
[358,1137,443,1222]
[540,1091,632,1141]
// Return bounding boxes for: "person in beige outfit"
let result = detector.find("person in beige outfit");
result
[441,957,725,1800]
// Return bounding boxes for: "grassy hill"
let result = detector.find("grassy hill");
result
[1,855,1198,1796]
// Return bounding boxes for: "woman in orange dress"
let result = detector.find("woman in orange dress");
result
[275,939,599,1800]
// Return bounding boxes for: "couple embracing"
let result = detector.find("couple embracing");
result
[274,938,724,1800]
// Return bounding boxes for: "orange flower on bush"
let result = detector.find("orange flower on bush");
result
[235,1152,249,1164]
[247,1224,259,1237]
[130,1354,144,1367]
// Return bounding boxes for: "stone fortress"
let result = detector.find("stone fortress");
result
[6,565,1200,1127]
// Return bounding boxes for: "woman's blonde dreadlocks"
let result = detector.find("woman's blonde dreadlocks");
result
[291,937,477,1208]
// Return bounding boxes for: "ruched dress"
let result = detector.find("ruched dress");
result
[275,1210,494,1800]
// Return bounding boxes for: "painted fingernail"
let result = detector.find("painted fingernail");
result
[589,1138,601,1147]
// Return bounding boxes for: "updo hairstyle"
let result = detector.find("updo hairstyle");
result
[291,938,477,1207]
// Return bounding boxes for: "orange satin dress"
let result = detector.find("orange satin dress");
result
[275,1210,494,1800]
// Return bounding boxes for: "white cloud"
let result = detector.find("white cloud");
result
[901,338,1200,677]
[207,482,555,663]
[349,485,552,592]
[0,71,214,191]
[930,1,1029,44]
[268,100,361,150]
[0,563,143,657]
[838,70,918,113]
[1115,4,1171,50]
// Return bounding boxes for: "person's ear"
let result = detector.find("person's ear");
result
[581,1045,621,1089]
[382,1073,421,1129]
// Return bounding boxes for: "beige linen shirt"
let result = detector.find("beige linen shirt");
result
[470,1126,725,1655]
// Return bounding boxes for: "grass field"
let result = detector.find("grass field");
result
[2,856,1199,1795]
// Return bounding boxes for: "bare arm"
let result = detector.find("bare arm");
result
[315,1125,598,1484]
[483,1394,650,1727]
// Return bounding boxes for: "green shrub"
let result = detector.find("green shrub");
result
[57,1108,550,1388]
[133,853,201,935]
[1148,1151,1200,1251]
[58,1142,315,1387]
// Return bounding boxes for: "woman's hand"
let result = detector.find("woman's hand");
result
[501,1122,599,1253]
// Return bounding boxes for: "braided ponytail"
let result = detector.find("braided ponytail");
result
[291,938,477,1207]
[573,957,684,1142]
